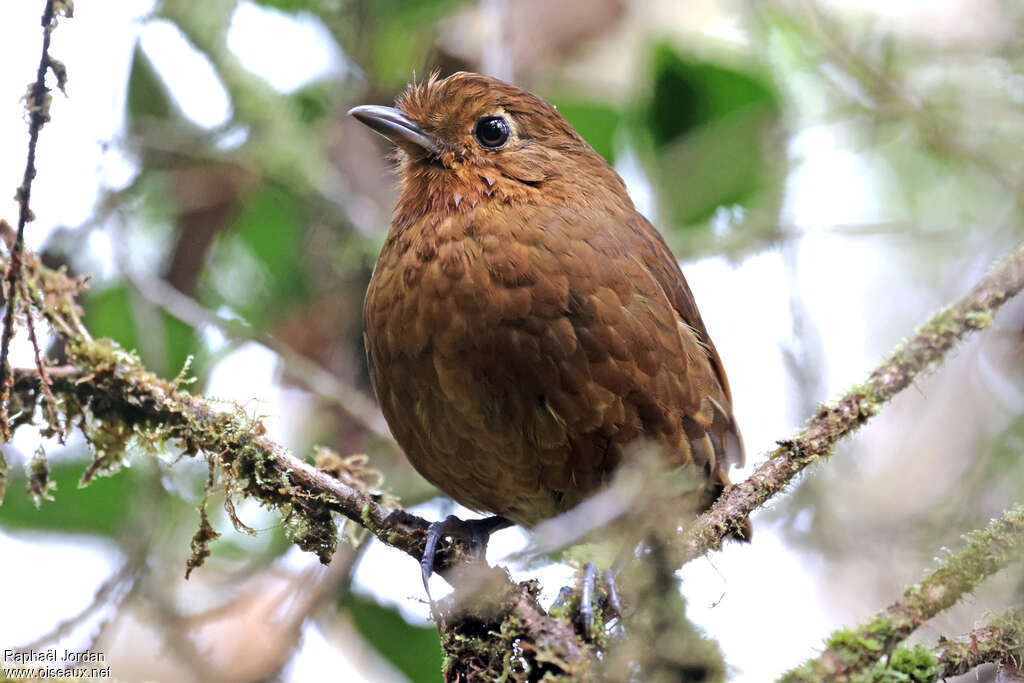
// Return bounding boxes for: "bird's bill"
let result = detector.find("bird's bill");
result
[348,105,439,154]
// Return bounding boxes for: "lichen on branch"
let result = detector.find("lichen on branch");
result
[781,504,1024,681]
[678,242,1024,565]
[936,608,1024,679]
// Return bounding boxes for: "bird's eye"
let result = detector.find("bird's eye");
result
[473,116,510,149]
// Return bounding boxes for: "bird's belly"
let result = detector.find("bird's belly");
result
[366,250,631,525]
[374,319,601,523]
[364,216,710,526]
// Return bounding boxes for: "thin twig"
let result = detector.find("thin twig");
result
[0,0,65,440]
[20,280,61,441]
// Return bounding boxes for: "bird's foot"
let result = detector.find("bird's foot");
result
[421,514,512,598]
[551,562,622,641]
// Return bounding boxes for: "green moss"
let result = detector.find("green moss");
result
[79,410,132,485]
[849,382,881,417]
[0,446,7,504]
[435,576,596,681]
[825,616,894,659]
[46,336,340,569]
[963,310,993,330]
[25,446,55,507]
[784,506,1024,682]
[904,503,1024,616]
[885,645,938,681]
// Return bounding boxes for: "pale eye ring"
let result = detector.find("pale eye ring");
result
[474,115,510,148]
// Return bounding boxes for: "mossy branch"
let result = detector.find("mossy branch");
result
[678,241,1024,563]
[11,338,427,562]
[784,609,1024,683]
[8,347,599,678]
[936,608,1024,679]
[780,504,1024,681]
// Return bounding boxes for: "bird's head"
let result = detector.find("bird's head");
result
[349,72,632,227]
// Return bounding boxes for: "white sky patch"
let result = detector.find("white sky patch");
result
[215,124,251,150]
[0,0,153,248]
[794,229,873,388]
[138,19,233,129]
[283,623,372,683]
[227,1,349,94]
[198,316,230,355]
[615,145,658,223]
[782,124,885,230]
[203,341,286,439]
[0,531,123,648]
[205,342,280,406]
[100,143,141,192]
[683,250,794,477]
[680,527,831,681]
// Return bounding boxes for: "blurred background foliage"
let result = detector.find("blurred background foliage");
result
[1,0,1023,681]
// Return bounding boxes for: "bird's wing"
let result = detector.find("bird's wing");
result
[623,212,745,473]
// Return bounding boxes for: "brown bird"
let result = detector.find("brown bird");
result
[351,72,747,587]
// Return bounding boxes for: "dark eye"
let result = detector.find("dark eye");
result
[474,115,510,148]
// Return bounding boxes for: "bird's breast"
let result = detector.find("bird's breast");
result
[368,210,577,358]
[363,206,714,525]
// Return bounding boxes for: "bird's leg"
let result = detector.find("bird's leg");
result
[421,514,512,597]
[602,567,623,617]
[551,562,624,641]
[578,562,599,635]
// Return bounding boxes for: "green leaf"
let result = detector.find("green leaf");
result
[648,44,777,148]
[290,82,337,124]
[229,186,309,319]
[83,285,203,378]
[346,593,442,683]
[164,313,201,382]
[0,458,135,536]
[247,0,325,10]
[554,100,621,164]
[657,105,777,227]
[126,42,174,123]
[84,285,139,353]
[644,44,782,227]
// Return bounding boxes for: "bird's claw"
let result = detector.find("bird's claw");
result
[420,514,511,599]
[551,562,622,641]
